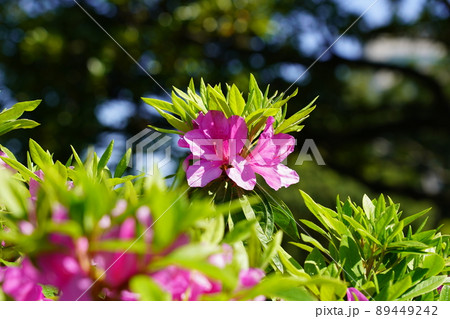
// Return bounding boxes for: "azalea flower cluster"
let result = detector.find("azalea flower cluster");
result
[178,111,299,191]
[0,167,265,301]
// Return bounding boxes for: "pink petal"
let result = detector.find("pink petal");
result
[346,288,369,301]
[111,199,128,217]
[120,290,139,301]
[260,116,275,139]
[52,204,68,223]
[151,266,191,300]
[239,268,265,288]
[269,133,296,162]
[186,160,223,187]
[228,115,248,156]
[226,156,256,190]
[2,258,47,301]
[29,170,44,201]
[251,164,299,191]
[249,117,295,165]
[208,244,233,268]
[192,112,206,129]
[0,151,14,172]
[38,254,83,288]
[183,129,217,159]
[200,110,229,140]
[178,136,189,148]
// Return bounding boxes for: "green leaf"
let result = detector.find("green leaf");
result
[228,84,246,115]
[387,241,428,250]
[246,108,279,126]
[272,202,299,240]
[362,194,375,220]
[70,145,84,168]
[249,74,263,110]
[0,170,29,218]
[301,191,348,236]
[1,156,39,182]
[251,196,274,240]
[0,119,40,136]
[275,97,317,134]
[422,254,445,278]
[374,194,386,217]
[299,219,331,240]
[0,100,41,122]
[40,285,59,299]
[207,85,231,117]
[342,215,382,245]
[399,275,447,300]
[304,247,326,276]
[439,285,450,301]
[260,231,283,269]
[402,208,431,227]
[114,148,132,178]
[290,242,313,253]
[147,124,182,135]
[223,219,256,244]
[339,235,365,285]
[142,97,180,117]
[239,195,270,244]
[299,234,329,255]
[256,186,299,239]
[97,140,114,172]
[151,105,191,132]
[129,275,171,301]
[375,276,412,301]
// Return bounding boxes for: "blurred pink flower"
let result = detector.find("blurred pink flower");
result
[29,170,45,203]
[1,259,49,301]
[346,287,369,301]
[238,268,265,288]
[0,150,14,172]
[151,265,221,301]
[93,206,153,289]
[37,237,92,301]
[94,217,140,288]
[208,244,233,268]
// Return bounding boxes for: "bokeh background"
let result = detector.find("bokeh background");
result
[0,0,449,235]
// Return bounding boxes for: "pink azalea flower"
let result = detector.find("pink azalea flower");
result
[29,170,45,202]
[179,111,299,191]
[37,237,92,301]
[238,268,265,288]
[182,110,255,190]
[93,217,140,288]
[150,265,221,301]
[208,244,233,268]
[1,258,49,301]
[346,287,369,301]
[93,206,153,289]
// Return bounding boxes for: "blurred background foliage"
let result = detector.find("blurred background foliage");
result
[0,0,449,236]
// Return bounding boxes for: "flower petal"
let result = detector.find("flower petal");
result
[346,288,369,301]
[251,164,299,190]
[226,156,256,190]
[186,160,223,187]
[200,110,230,140]
[228,115,248,156]
[183,129,218,160]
